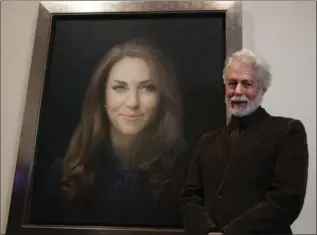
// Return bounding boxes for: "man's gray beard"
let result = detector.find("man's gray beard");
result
[226,92,263,117]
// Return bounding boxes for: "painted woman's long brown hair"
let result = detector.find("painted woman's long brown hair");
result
[61,39,182,201]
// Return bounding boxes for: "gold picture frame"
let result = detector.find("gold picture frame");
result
[6,1,242,234]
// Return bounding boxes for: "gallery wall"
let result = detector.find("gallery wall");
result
[1,1,316,234]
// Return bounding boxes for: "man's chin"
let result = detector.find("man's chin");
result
[229,103,261,117]
[230,109,248,117]
[229,105,253,117]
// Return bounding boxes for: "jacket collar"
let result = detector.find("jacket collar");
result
[227,106,269,132]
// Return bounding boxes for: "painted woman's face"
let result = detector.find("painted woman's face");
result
[105,57,159,136]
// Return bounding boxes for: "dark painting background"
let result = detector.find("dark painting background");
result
[28,12,226,226]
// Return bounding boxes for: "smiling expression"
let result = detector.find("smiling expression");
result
[105,57,159,136]
[225,60,263,117]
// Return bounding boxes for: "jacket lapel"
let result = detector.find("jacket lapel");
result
[236,116,271,158]
[216,115,271,195]
[215,129,233,196]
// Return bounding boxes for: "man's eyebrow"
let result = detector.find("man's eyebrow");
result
[242,79,254,83]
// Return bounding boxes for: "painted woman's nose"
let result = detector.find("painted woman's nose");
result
[125,90,139,108]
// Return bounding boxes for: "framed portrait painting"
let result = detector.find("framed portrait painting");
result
[6,1,242,234]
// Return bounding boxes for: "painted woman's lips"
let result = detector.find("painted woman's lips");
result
[120,114,144,120]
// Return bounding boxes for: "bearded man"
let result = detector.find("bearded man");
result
[180,49,309,235]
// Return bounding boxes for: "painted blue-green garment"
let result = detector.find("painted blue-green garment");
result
[29,140,191,229]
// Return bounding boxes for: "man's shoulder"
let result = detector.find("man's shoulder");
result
[255,107,304,128]
[270,115,296,122]
[266,115,307,137]
[269,115,305,128]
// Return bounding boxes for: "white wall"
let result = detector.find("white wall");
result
[1,1,316,234]
[1,1,40,233]
[242,1,316,234]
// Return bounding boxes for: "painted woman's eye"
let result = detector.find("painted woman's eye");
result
[139,83,157,93]
[143,84,157,92]
[112,85,126,92]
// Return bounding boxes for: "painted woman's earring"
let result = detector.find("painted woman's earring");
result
[104,104,107,109]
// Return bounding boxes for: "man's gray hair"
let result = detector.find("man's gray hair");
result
[222,49,272,93]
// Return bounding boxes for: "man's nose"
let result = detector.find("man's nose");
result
[125,90,139,108]
[234,83,244,96]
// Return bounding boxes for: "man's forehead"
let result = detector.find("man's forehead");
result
[227,70,254,80]
[229,60,253,71]
[227,61,255,79]
[227,76,254,81]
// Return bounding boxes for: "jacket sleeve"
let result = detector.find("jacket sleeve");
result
[223,119,309,235]
[180,134,219,235]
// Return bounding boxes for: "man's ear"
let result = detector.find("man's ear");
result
[261,86,267,95]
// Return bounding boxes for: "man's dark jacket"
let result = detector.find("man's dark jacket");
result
[180,106,309,235]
